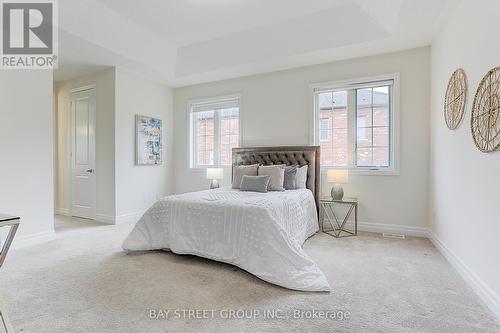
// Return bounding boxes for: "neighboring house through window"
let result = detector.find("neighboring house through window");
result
[319,118,330,141]
[311,74,399,174]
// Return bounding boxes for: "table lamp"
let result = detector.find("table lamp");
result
[206,168,223,189]
[327,169,349,200]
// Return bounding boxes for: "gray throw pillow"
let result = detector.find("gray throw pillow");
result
[240,175,271,193]
[283,166,298,190]
[258,165,285,191]
[232,164,259,189]
[296,165,308,189]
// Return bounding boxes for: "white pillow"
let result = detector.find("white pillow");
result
[295,165,308,189]
[258,165,285,191]
[232,164,259,189]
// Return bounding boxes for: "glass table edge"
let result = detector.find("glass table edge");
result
[320,197,358,203]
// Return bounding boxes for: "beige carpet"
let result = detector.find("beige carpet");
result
[0,216,499,333]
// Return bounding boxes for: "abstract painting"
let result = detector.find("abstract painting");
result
[135,115,162,165]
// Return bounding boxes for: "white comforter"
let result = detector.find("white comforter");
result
[122,188,330,292]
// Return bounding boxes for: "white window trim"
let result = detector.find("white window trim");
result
[309,73,400,176]
[187,93,242,170]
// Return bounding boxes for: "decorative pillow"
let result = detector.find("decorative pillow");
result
[240,175,271,193]
[232,164,259,189]
[283,166,298,190]
[295,165,308,189]
[258,165,285,191]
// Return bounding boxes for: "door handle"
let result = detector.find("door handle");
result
[86,169,94,173]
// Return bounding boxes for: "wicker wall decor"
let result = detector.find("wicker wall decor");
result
[444,68,468,129]
[471,67,500,153]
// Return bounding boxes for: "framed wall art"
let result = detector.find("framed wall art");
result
[471,67,500,153]
[135,115,163,165]
[444,68,468,130]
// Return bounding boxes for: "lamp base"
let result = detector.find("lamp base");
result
[209,179,219,189]
[331,184,344,200]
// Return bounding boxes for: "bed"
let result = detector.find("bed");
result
[122,146,330,292]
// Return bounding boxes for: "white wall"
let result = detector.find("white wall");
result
[54,68,116,220]
[0,70,54,242]
[174,47,430,231]
[114,69,174,222]
[430,0,500,317]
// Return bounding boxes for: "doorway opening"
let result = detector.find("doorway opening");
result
[54,80,99,230]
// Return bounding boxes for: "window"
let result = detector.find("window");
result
[312,75,398,174]
[189,95,240,168]
[316,90,348,166]
[356,86,390,167]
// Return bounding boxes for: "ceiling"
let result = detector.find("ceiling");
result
[55,0,458,86]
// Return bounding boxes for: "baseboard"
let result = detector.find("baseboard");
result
[94,211,145,225]
[341,221,499,318]
[57,211,117,225]
[115,210,146,225]
[94,213,116,224]
[55,207,71,216]
[11,230,57,250]
[341,221,429,238]
[428,229,500,319]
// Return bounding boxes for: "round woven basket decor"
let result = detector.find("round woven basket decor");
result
[444,68,468,130]
[471,67,500,153]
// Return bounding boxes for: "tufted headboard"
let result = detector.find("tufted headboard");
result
[232,146,320,208]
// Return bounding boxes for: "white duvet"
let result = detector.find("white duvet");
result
[122,187,330,292]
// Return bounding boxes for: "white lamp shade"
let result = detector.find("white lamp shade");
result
[206,168,223,180]
[327,169,349,184]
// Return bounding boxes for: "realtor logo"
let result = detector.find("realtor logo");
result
[1,0,57,69]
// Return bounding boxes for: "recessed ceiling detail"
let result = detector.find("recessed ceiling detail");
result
[175,3,393,77]
[55,0,456,86]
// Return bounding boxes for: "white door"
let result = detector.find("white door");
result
[70,88,96,219]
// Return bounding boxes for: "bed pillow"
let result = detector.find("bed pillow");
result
[240,175,271,193]
[258,165,285,191]
[232,164,259,189]
[295,165,308,189]
[283,166,298,190]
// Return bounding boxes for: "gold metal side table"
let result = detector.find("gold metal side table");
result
[0,214,20,333]
[320,197,358,238]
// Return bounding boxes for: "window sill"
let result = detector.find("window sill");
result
[189,166,232,172]
[320,167,400,176]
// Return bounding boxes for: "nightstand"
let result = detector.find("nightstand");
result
[319,197,358,238]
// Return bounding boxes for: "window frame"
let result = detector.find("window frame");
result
[188,94,242,170]
[309,73,400,176]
